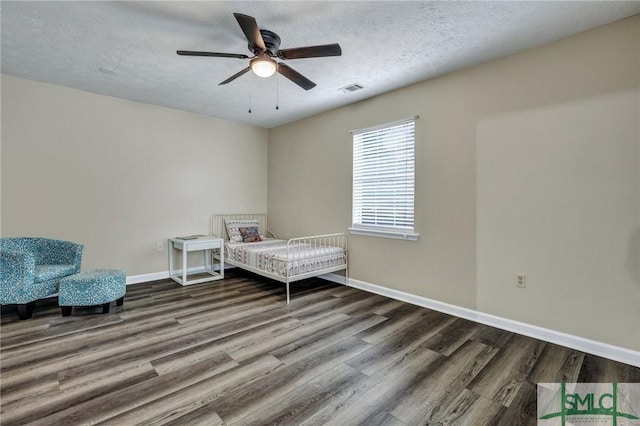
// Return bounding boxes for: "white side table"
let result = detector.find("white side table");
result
[168,236,224,286]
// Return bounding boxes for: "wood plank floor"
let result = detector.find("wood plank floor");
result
[1,270,638,425]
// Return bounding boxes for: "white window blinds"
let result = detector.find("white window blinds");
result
[351,117,417,239]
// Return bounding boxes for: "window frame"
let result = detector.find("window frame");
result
[348,116,419,241]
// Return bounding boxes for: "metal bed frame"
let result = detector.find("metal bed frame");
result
[210,214,348,303]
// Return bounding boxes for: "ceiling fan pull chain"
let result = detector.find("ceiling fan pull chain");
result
[248,73,252,114]
[276,63,279,110]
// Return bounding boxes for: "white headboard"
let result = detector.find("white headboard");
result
[210,213,268,240]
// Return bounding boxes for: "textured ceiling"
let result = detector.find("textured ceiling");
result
[2,1,639,129]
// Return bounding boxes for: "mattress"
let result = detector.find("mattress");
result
[226,239,346,278]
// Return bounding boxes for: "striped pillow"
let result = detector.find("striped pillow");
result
[224,219,260,243]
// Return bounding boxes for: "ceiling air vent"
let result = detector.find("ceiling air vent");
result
[340,83,365,94]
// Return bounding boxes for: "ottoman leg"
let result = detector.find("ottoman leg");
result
[116,296,124,306]
[102,302,110,314]
[18,301,35,320]
[61,306,72,317]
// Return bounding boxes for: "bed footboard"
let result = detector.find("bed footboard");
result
[284,233,348,303]
[286,233,347,273]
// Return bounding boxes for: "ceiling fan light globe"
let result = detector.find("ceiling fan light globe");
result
[251,58,277,78]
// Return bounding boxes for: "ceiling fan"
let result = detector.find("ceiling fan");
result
[177,13,342,90]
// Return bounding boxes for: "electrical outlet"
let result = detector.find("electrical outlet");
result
[515,273,526,288]
[156,241,163,252]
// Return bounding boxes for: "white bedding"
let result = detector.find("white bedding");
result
[226,239,347,278]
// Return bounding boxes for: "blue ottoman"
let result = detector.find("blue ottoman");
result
[58,269,126,316]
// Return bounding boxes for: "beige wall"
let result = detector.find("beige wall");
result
[477,91,639,350]
[1,75,268,275]
[268,16,640,350]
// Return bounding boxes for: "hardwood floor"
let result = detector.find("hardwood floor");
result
[1,270,638,425]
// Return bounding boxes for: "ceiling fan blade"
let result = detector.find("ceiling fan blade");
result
[233,13,266,52]
[277,63,316,90]
[277,43,342,60]
[177,50,249,59]
[219,67,251,85]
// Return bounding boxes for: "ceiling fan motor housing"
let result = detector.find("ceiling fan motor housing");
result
[253,29,281,56]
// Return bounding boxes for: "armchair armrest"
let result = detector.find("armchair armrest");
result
[33,239,84,272]
[0,249,36,291]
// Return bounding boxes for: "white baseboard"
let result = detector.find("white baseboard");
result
[126,263,231,285]
[319,272,348,285]
[323,273,640,368]
[126,271,170,285]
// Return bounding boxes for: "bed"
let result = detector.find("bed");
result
[210,214,348,303]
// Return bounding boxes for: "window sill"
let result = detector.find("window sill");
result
[348,227,419,241]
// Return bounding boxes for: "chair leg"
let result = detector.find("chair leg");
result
[116,296,124,306]
[102,302,110,314]
[61,306,72,317]
[17,301,35,320]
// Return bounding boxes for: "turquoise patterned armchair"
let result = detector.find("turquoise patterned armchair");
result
[1,237,83,319]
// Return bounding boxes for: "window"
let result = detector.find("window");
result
[349,116,419,241]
